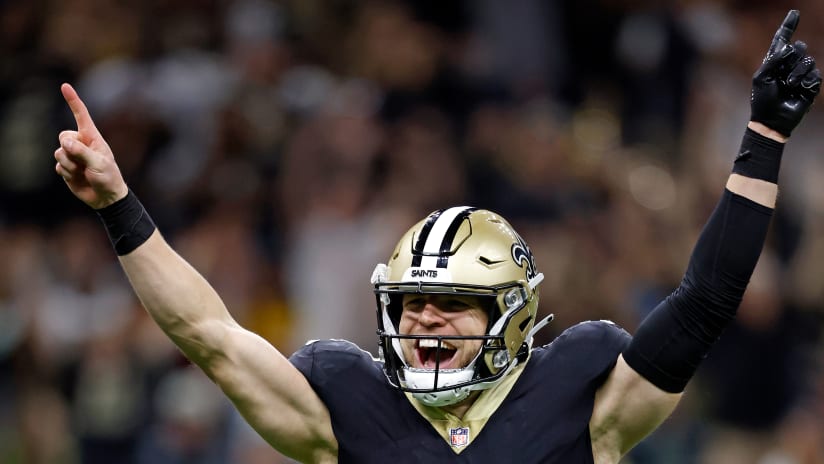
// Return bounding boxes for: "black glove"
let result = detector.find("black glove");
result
[750,10,822,137]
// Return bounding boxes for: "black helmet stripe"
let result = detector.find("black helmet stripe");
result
[412,206,477,268]
[438,208,478,267]
[412,209,443,257]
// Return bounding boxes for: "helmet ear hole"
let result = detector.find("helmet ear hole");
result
[518,315,533,332]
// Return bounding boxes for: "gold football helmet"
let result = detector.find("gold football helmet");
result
[372,207,552,406]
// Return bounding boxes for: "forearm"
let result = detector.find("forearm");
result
[119,230,238,365]
[623,127,781,393]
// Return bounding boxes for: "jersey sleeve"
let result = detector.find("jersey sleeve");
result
[289,339,380,389]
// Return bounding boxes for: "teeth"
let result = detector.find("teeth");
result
[418,339,456,350]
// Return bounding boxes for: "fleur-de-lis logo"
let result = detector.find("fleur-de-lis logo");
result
[511,233,538,281]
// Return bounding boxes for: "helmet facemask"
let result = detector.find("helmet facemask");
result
[372,207,553,407]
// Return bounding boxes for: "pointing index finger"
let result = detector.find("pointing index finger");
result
[769,10,800,55]
[60,83,99,144]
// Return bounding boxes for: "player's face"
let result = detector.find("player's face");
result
[398,294,489,370]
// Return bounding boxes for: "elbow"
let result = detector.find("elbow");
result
[675,270,745,320]
[166,317,237,374]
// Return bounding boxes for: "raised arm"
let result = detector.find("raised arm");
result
[54,83,337,463]
[589,10,822,463]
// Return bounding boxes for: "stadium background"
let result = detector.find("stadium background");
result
[1,0,823,462]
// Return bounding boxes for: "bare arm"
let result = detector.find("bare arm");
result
[54,83,337,463]
[122,232,337,461]
[589,355,681,463]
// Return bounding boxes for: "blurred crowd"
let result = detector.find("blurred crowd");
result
[1,0,824,463]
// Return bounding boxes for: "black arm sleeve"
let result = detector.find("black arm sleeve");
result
[623,189,774,393]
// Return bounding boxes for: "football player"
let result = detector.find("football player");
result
[53,9,820,463]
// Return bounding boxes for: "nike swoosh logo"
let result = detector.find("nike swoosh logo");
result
[735,149,751,162]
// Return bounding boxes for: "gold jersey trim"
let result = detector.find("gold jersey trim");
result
[404,363,527,454]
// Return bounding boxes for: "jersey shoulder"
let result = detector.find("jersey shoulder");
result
[555,319,632,348]
[529,320,632,383]
[289,339,380,385]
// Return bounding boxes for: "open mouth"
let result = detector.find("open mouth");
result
[415,339,458,369]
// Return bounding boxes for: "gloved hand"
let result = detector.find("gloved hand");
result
[750,10,822,137]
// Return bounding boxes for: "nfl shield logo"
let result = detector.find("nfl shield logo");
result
[449,427,469,447]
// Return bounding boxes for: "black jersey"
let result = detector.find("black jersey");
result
[289,320,631,463]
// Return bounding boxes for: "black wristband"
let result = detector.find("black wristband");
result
[96,190,157,256]
[731,128,785,183]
